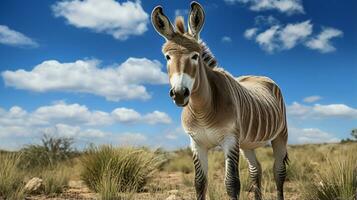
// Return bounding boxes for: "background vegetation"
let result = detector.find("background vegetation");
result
[0,135,356,200]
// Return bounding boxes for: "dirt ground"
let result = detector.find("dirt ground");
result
[25,171,301,200]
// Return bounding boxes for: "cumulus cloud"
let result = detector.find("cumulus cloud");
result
[32,103,113,126]
[42,123,106,138]
[244,28,259,39]
[279,20,312,49]
[252,20,312,53]
[0,102,171,149]
[112,108,171,124]
[0,25,38,47]
[245,20,342,53]
[289,127,339,144]
[143,111,172,125]
[0,102,171,135]
[52,0,149,40]
[2,58,167,101]
[225,0,304,15]
[287,102,357,119]
[303,95,322,103]
[305,27,343,53]
[255,25,280,52]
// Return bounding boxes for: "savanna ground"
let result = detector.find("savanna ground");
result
[0,135,356,200]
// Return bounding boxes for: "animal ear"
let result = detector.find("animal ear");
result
[151,6,175,40]
[188,1,205,39]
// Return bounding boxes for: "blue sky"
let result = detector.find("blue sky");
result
[0,0,356,150]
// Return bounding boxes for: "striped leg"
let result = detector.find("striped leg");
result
[271,132,288,200]
[241,149,262,200]
[222,135,240,200]
[190,138,208,200]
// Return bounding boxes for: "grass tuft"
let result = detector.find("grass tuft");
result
[301,148,357,200]
[80,145,163,198]
[0,153,25,199]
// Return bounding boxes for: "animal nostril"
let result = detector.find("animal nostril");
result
[169,88,175,97]
[183,88,190,97]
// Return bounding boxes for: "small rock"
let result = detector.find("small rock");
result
[24,177,43,193]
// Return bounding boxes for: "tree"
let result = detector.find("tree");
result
[352,128,357,140]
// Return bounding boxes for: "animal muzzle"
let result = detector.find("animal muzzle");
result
[169,87,190,107]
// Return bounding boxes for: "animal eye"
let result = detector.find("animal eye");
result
[165,55,171,60]
[191,54,199,60]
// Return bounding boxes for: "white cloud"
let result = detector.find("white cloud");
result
[289,127,339,144]
[0,102,171,134]
[0,25,38,47]
[287,102,311,118]
[52,0,148,40]
[112,108,141,123]
[0,102,171,149]
[42,123,106,138]
[225,0,304,15]
[143,111,172,125]
[32,103,113,126]
[112,108,171,124]
[287,102,357,119]
[221,36,232,43]
[2,58,167,101]
[313,104,357,118]
[305,27,343,53]
[279,20,312,49]
[254,20,312,52]
[244,16,343,53]
[303,95,322,103]
[255,25,280,52]
[244,28,258,39]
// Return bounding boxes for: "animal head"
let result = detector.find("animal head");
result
[151,1,205,107]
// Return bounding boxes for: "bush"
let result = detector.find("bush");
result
[19,134,76,169]
[0,153,25,199]
[80,146,163,197]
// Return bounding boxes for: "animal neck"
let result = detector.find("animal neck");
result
[185,60,215,118]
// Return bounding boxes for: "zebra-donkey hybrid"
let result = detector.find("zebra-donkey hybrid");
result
[151,2,289,200]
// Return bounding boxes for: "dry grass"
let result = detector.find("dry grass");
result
[0,153,25,199]
[0,142,356,200]
[80,145,164,199]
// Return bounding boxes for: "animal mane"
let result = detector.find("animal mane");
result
[170,16,219,68]
[199,40,217,68]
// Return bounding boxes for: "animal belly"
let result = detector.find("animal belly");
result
[188,128,226,149]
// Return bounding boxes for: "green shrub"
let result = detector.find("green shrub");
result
[0,153,25,199]
[19,134,76,169]
[80,146,163,196]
